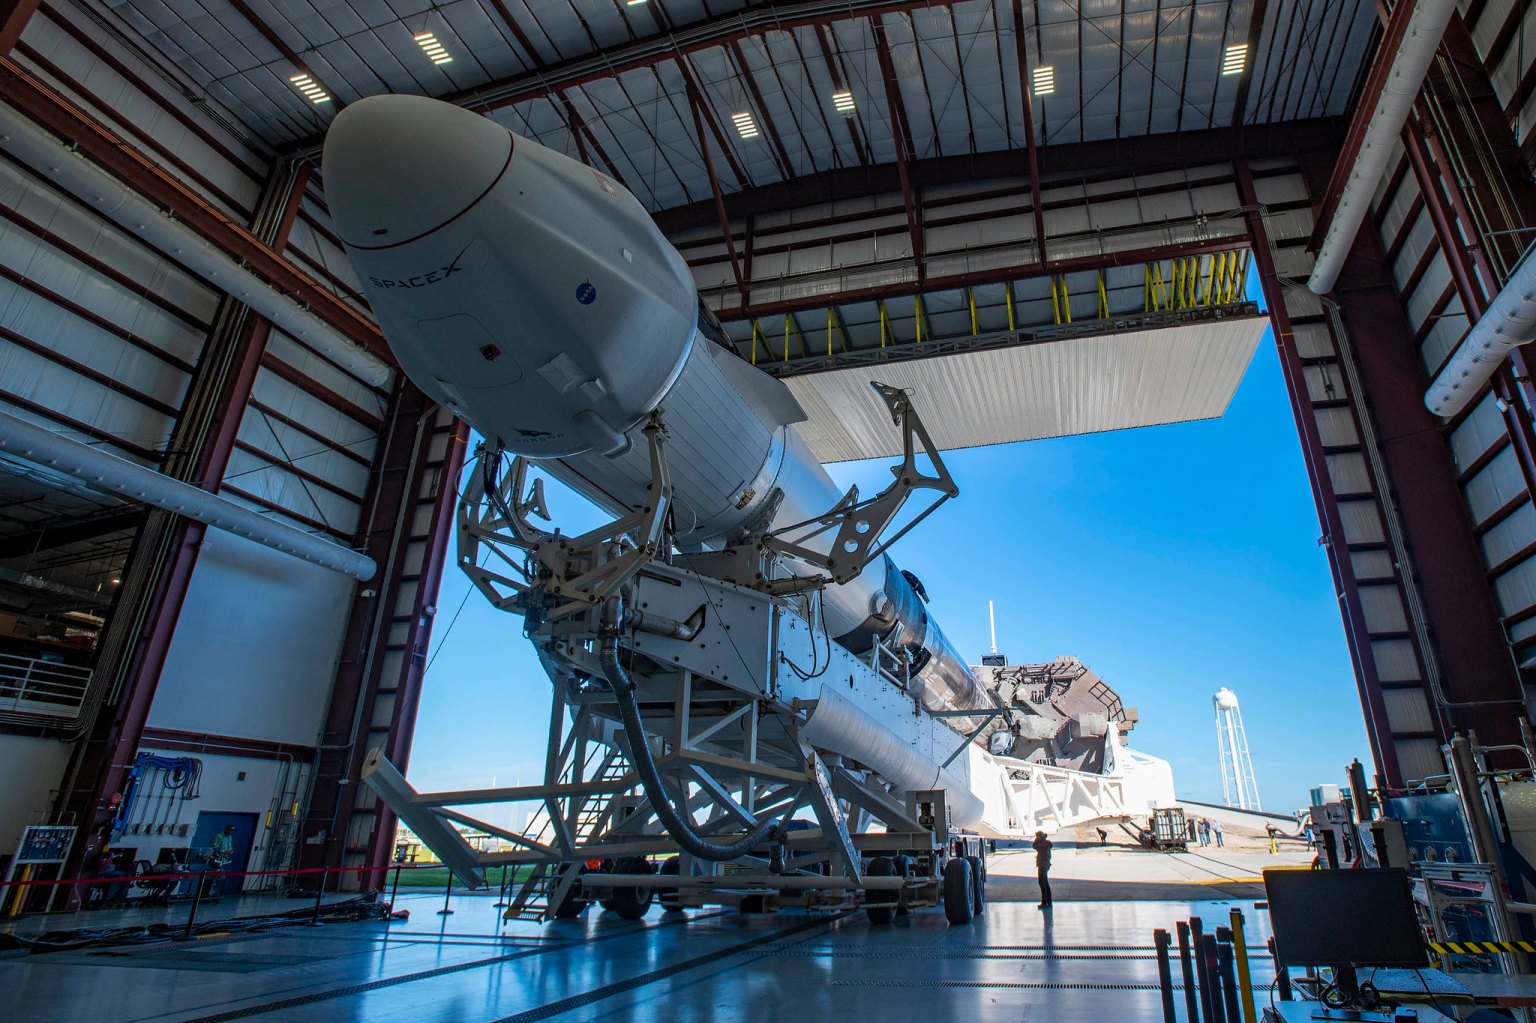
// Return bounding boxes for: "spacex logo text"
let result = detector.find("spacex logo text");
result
[369,245,470,290]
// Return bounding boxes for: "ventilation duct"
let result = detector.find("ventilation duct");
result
[1424,246,1536,417]
[1307,0,1457,295]
[0,410,376,580]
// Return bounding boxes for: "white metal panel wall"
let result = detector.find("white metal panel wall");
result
[124,747,312,881]
[1467,0,1536,152]
[285,189,371,316]
[0,734,74,860]
[226,329,385,540]
[1375,139,1536,634]
[0,154,217,460]
[147,532,355,747]
[18,6,270,221]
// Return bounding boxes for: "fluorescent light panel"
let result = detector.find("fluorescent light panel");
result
[414,32,453,65]
[731,111,760,139]
[626,0,647,6]
[832,90,855,115]
[1222,43,1248,76]
[1031,65,1054,96]
[289,72,330,104]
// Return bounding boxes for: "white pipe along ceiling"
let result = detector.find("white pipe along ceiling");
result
[1307,0,1456,295]
[0,103,392,389]
[1425,245,1536,417]
[0,410,377,580]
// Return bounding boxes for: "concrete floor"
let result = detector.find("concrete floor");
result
[0,843,1290,1023]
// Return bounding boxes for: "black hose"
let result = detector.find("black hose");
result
[599,598,784,862]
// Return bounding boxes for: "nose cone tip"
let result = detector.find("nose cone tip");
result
[322,94,513,249]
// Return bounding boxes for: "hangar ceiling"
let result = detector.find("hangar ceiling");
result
[95,0,1377,208]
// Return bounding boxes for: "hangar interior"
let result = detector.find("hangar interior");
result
[1,0,1535,1019]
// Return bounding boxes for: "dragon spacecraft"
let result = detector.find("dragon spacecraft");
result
[324,94,1173,922]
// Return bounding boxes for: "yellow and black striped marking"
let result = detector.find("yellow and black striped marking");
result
[1429,940,1536,955]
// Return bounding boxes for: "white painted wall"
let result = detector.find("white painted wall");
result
[120,747,310,889]
[148,531,354,746]
[0,734,75,865]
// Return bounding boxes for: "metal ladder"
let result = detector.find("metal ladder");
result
[503,749,633,921]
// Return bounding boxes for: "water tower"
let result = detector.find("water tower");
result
[1214,687,1261,810]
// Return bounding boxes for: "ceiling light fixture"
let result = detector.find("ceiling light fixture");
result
[1031,65,1054,96]
[626,0,647,6]
[414,32,453,65]
[832,90,856,115]
[289,72,331,104]
[1222,43,1248,76]
[731,111,760,139]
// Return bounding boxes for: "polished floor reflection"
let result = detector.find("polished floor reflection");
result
[0,872,1280,1023]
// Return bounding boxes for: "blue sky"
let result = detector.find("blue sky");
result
[409,314,1371,817]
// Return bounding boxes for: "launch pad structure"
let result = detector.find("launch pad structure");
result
[366,381,1173,923]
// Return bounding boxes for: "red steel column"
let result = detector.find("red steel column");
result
[298,387,468,887]
[1238,162,1401,783]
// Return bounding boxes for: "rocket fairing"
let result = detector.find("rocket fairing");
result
[323,95,990,720]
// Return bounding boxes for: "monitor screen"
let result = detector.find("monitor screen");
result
[1263,868,1427,968]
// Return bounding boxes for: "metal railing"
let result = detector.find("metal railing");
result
[0,652,92,719]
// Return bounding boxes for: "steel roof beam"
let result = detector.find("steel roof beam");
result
[872,21,925,282]
[224,0,346,111]
[811,26,871,167]
[285,0,956,155]
[558,93,631,191]
[0,0,38,54]
[677,56,753,188]
[684,73,747,303]
[484,0,550,68]
[722,40,794,179]
[1012,0,1048,266]
[655,116,1346,233]
[1229,0,1267,128]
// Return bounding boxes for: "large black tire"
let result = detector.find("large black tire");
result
[551,864,588,919]
[943,857,974,925]
[658,856,684,913]
[864,856,898,925]
[608,856,655,920]
[966,854,986,916]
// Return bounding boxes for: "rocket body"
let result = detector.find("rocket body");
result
[324,96,988,719]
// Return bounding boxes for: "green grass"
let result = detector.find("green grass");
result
[387,864,536,891]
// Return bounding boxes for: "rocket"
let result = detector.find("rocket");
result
[322,95,991,722]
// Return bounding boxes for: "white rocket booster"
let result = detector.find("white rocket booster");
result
[322,95,989,720]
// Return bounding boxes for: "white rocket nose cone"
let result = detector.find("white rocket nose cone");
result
[322,95,513,250]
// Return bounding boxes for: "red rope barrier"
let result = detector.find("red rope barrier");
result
[0,861,451,889]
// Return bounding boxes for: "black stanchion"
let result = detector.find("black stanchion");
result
[1153,928,1178,1023]
[310,865,329,926]
[1269,937,1292,1001]
[494,865,510,909]
[1216,938,1241,1023]
[1200,934,1225,1023]
[388,865,402,923]
[178,872,206,942]
[1177,921,1200,1023]
[438,870,455,915]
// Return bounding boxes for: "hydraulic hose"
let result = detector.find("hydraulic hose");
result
[599,597,784,861]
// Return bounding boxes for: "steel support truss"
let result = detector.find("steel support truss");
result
[363,385,983,920]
